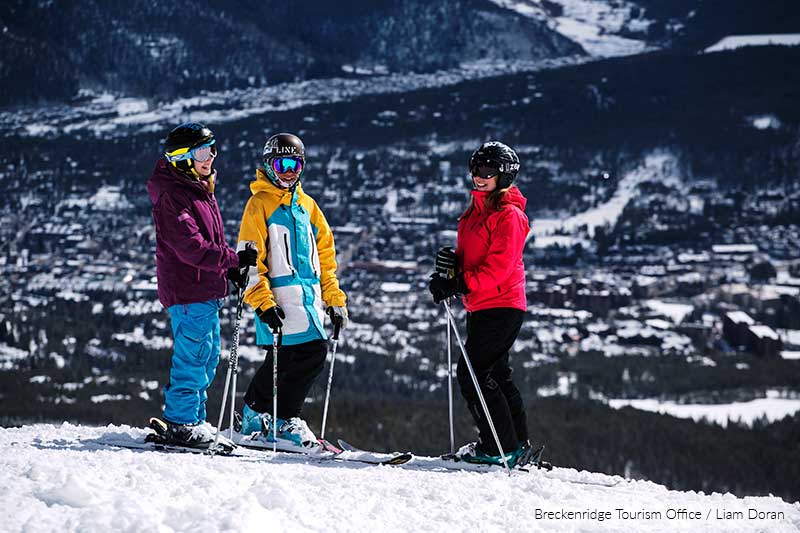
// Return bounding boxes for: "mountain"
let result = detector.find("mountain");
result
[2,423,798,531]
[0,0,581,107]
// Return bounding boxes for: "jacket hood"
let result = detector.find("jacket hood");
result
[147,158,206,203]
[471,185,527,211]
[251,168,303,198]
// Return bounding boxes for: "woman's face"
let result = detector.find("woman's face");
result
[472,174,498,192]
[270,156,303,188]
[192,151,216,177]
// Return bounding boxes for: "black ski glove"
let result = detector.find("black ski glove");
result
[326,305,348,334]
[227,267,247,289]
[237,247,258,268]
[256,305,285,331]
[428,273,468,304]
[434,247,458,279]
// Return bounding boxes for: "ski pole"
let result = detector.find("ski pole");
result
[443,300,512,475]
[272,326,282,453]
[212,278,247,453]
[320,321,342,441]
[212,241,254,455]
[447,314,455,455]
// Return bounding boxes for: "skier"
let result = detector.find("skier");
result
[236,132,347,450]
[429,141,532,467]
[146,122,258,448]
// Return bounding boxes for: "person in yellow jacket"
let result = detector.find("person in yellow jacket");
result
[235,132,347,450]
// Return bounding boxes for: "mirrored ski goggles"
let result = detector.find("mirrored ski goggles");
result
[271,156,304,174]
[165,140,217,163]
[470,164,500,179]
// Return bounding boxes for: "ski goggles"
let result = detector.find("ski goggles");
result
[271,156,304,174]
[470,163,500,179]
[165,140,217,163]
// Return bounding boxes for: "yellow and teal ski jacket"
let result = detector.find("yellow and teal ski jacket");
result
[237,168,346,346]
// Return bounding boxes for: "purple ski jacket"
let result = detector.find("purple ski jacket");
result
[147,159,240,308]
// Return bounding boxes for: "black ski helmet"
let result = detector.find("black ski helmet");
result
[164,122,215,177]
[469,141,520,189]
[262,133,306,188]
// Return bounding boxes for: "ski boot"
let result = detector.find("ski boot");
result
[453,441,527,468]
[254,413,320,450]
[147,417,235,453]
[240,403,270,435]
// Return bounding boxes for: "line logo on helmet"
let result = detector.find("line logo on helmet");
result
[264,143,300,156]
[502,163,520,172]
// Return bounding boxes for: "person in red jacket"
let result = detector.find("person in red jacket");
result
[429,141,531,467]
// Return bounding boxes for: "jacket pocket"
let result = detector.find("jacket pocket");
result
[308,227,320,278]
[267,224,295,278]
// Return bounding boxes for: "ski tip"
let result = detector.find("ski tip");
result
[381,453,413,465]
[318,438,343,454]
[336,439,358,452]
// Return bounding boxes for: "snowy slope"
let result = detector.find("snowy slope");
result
[487,0,653,57]
[531,151,678,247]
[704,34,800,53]
[2,424,798,532]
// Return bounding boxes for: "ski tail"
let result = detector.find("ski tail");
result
[336,439,413,465]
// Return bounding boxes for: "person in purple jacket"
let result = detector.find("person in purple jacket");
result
[146,122,257,448]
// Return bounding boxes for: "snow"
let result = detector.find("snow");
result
[705,34,800,53]
[779,330,800,347]
[608,391,800,428]
[0,57,586,139]
[749,325,779,341]
[88,186,133,211]
[532,152,678,242]
[380,282,412,293]
[726,311,754,325]
[751,114,782,130]
[2,424,798,532]
[487,0,653,57]
[712,244,758,254]
[644,300,694,325]
[0,342,30,370]
[554,16,647,57]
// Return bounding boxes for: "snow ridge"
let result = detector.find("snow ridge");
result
[2,423,798,532]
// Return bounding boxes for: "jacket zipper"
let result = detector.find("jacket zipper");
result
[283,233,296,277]
[309,228,318,277]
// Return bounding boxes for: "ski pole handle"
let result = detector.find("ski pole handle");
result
[333,321,341,341]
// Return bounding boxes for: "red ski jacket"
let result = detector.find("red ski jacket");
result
[456,186,529,312]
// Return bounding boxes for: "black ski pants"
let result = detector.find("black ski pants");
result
[244,339,327,420]
[457,307,527,456]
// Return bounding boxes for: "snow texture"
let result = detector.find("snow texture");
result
[705,34,800,53]
[0,58,583,140]
[608,390,800,428]
[532,152,677,244]
[1,424,798,532]
[488,0,653,57]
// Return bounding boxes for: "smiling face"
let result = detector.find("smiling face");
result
[472,173,498,192]
[273,168,301,188]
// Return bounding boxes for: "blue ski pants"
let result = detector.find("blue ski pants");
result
[163,299,223,425]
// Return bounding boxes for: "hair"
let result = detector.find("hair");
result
[460,186,512,218]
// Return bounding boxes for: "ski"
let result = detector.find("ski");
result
[232,433,413,466]
[98,438,237,457]
[336,439,414,465]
